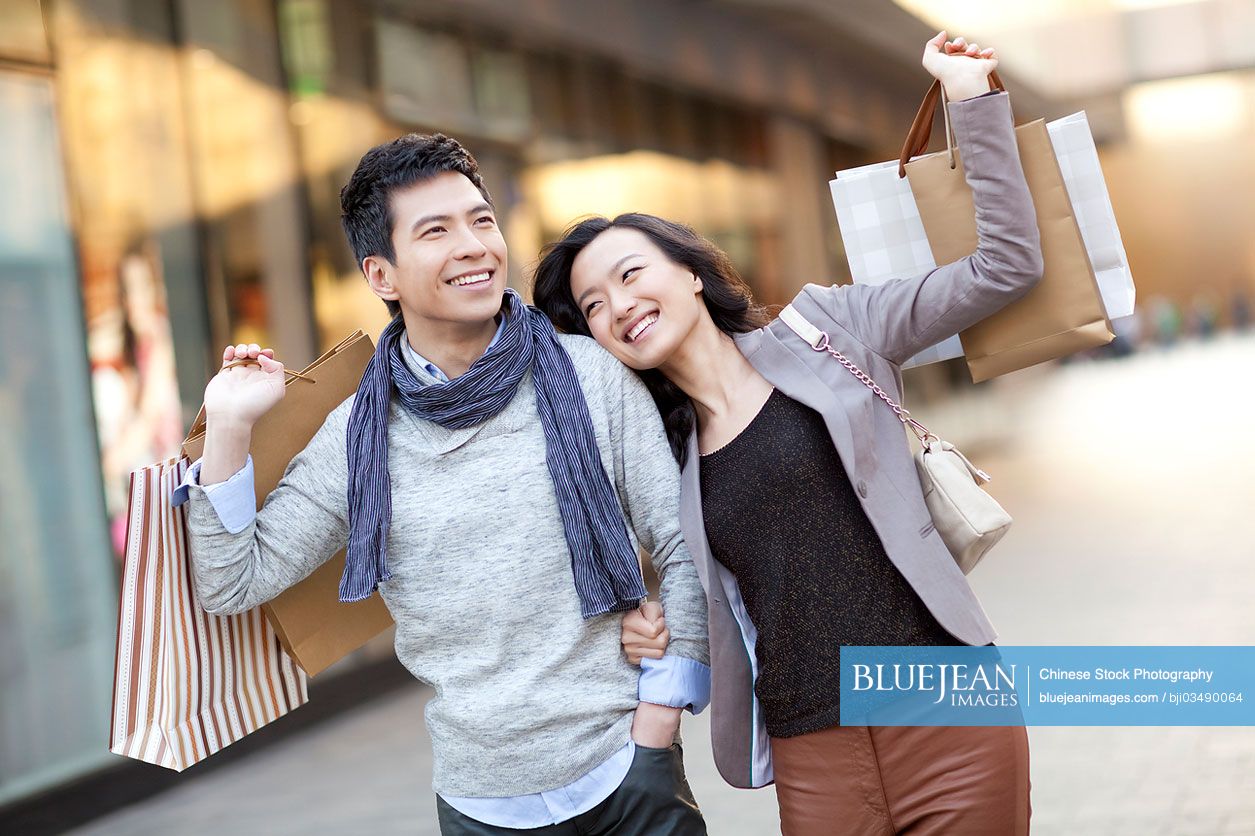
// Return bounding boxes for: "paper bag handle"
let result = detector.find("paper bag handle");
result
[897,66,1008,179]
[183,330,369,442]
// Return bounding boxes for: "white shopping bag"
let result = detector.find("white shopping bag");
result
[830,109,1135,367]
[1046,111,1135,320]
[829,160,964,368]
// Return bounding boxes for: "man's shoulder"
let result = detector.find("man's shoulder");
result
[327,392,358,426]
[299,393,357,458]
[555,332,628,385]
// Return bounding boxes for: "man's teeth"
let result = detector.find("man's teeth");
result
[449,272,491,286]
[627,313,658,342]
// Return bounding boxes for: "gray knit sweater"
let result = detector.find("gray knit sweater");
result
[184,333,709,797]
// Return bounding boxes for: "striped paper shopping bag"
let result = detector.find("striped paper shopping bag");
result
[109,458,308,771]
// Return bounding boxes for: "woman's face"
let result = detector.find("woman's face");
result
[568,227,704,370]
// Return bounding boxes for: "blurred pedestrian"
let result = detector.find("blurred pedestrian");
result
[1230,288,1251,332]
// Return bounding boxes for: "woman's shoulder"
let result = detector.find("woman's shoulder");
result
[781,282,853,331]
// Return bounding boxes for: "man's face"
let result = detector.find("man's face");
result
[367,171,507,330]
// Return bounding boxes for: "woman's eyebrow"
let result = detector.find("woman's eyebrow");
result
[577,285,599,307]
[607,253,642,277]
[577,253,644,306]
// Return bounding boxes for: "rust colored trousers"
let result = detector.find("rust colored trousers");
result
[770,724,1031,835]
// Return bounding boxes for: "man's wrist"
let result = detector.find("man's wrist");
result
[637,702,682,730]
[205,411,256,436]
[631,701,682,747]
[200,417,253,485]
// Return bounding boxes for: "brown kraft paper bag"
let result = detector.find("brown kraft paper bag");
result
[182,331,394,676]
[901,74,1113,382]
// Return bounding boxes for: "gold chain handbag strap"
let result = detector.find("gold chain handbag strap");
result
[776,304,991,481]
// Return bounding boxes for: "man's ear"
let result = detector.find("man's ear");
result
[363,256,399,304]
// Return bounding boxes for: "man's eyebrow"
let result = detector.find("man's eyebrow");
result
[410,213,451,234]
[576,253,644,307]
[409,203,493,234]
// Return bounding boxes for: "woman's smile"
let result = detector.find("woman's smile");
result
[624,312,660,344]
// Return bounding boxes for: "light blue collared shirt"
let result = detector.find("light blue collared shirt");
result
[406,317,505,384]
[172,321,711,828]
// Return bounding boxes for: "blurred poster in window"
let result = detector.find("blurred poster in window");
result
[85,239,183,559]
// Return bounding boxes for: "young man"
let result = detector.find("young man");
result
[172,134,710,835]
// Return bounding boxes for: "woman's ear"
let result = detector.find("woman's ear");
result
[692,271,704,293]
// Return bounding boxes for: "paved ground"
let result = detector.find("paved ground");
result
[68,334,1255,835]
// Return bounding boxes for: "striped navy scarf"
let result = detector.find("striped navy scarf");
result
[342,288,647,618]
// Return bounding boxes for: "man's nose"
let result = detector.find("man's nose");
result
[452,225,488,258]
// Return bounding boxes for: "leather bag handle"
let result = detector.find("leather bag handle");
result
[897,65,1009,179]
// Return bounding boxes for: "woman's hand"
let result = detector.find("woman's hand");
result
[922,31,999,102]
[621,601,669,665]
[631,701,681,749]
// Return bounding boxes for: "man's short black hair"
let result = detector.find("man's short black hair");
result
[339,133,493,317]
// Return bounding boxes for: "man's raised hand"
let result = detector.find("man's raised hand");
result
[204,343,288,428]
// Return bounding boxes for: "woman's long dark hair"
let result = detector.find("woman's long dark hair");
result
[532,213,770,465]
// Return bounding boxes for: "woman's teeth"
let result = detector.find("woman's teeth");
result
[627,313,658,343]
[448,272,491,287]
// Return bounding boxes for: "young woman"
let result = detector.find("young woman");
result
[532,32,1039,836]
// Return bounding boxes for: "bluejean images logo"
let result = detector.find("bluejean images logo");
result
[850,660,1019,708]
[839,646,1255,727]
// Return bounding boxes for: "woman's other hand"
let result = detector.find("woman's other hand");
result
[922,31,1000,102]
[621,601,669,665]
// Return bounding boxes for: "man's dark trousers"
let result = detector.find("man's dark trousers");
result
[435,743,707,835]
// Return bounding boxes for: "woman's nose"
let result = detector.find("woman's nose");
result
[612,294,637,323]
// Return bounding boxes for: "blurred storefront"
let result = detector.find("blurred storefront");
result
[1,0,1041,815]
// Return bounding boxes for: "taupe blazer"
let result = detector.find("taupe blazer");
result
[678,91,1044,789]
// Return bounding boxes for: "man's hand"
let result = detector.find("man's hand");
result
[205,343,288,426]
[922,31,1000,103]
[621,601,669,665]
[631,701,681,749]
[200,344,287,484]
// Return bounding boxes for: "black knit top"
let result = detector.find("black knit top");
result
[698,388,959,738]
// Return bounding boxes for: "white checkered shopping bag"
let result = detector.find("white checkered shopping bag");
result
[829,159,964,368]
[829,109,1134,367]
[1046,111,1135,320]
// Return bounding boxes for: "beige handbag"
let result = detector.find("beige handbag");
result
[778,305,1011,574]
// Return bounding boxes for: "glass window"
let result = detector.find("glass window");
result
[51,0,205,557]
[176,0,317,366]
[0,71,117,806]
[376,19,474,129]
